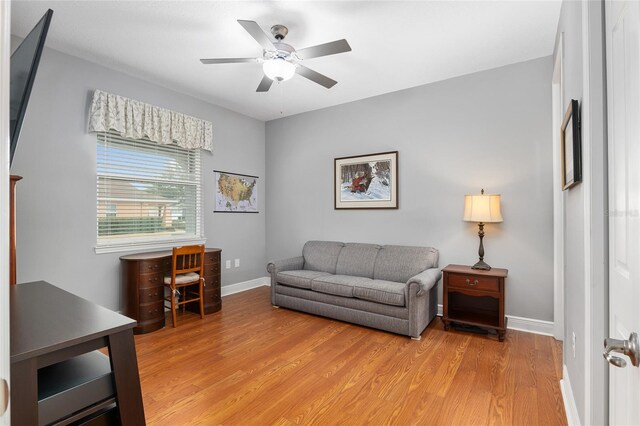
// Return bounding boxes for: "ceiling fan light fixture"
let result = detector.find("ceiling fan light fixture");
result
[263,58,296,82]
[200,20,351,92]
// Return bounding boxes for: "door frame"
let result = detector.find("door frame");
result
[552,32,565,342]
[0,1,11,424]
[582,1,609,424]
[556,2,609,424]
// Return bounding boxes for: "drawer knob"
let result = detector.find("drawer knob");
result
[466,278,478,286]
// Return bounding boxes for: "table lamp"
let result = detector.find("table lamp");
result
[463,189,503,270]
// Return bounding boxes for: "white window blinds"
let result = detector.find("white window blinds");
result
[96,132,203,252]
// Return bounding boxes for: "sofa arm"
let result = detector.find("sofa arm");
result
[407,268,442,296]
[267,256,304,274]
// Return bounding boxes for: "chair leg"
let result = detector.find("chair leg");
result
[199,279,205,319]
[171,288,177,328]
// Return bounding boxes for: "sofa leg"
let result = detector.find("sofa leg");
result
[411,335,421,341]
[272,305,280,308]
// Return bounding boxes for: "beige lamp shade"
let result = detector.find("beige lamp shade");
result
[463,193,503,223]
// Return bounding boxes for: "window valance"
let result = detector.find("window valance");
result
[88,89,213,152]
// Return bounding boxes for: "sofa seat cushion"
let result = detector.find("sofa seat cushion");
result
[311,275,372,298]
[275,284,409,320]
[353,280,406,307]
[277,270,331,290]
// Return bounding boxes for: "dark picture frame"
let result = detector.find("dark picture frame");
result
[561,99,582,190]
[334,151,398,209]
[213,170,259,213]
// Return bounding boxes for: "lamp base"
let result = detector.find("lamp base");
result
[471,259,492,270]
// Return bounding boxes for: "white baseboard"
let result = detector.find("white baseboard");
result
[506,314,554,336]
[437,304,555,337]
[560,365,581,425]
[221,276,270,297]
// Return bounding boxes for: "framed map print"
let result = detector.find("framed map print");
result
[214,171,258,213]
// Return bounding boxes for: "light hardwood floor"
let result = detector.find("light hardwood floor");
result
[133,286,567,425]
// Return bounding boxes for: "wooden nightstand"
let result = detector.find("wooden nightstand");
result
[442,264,508,341]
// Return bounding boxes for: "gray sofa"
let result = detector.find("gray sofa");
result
[267,241,441,339]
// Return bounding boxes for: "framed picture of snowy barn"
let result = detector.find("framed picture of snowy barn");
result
[334,151,398,209]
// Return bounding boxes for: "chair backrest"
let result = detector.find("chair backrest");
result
[171,244,205,282]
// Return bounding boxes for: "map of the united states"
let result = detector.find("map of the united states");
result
[215,172,258,212]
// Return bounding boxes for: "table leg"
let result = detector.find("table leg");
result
[10,358,38,426]
[107,330,146,426]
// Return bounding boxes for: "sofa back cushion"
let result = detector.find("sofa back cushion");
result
[373,245,439,283]
[335,243,381,278]
[302,241,345,274]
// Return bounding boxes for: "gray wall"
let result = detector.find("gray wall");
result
[266,56,554,321]
[11,44,266,311]
[554,1,587,421]
[554,0,609,424]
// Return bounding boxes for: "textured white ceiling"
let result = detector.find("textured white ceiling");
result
[11,1,561,121]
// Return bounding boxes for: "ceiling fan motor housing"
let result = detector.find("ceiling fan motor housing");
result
[270,24,288,40]
[265,42,298,63]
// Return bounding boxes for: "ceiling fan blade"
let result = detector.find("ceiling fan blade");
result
[238,20,276,51]
[295,39,351,60]
[200,58,257,64]
[256,75,273,92]
[296,65,338,89]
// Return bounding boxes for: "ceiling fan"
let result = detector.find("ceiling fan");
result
[200,20,352,92]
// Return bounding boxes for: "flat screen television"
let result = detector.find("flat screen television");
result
[10,8,53,166]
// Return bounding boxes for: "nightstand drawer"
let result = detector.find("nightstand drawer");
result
[448,273,499,292]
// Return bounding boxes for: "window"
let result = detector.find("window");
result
[96,132,203,253]
[106,204,117,217]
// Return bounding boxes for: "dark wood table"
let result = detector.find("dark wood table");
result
[442,264,508,341]
[10,281,146,425]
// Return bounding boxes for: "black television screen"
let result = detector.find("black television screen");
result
[10,9,53,166]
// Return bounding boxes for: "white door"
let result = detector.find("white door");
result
[605,0,640,424]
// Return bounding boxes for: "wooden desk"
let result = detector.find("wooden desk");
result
[120,248,221,334]
[10,281,145,425]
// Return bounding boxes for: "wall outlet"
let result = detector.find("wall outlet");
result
[225,260,231,269]
[235,258,240,267]
[572,332,576,359]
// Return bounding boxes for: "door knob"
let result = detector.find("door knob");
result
[603,332,640,368]
[0,378,8,415]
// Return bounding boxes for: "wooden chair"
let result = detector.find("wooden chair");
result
[163,245,205,327]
